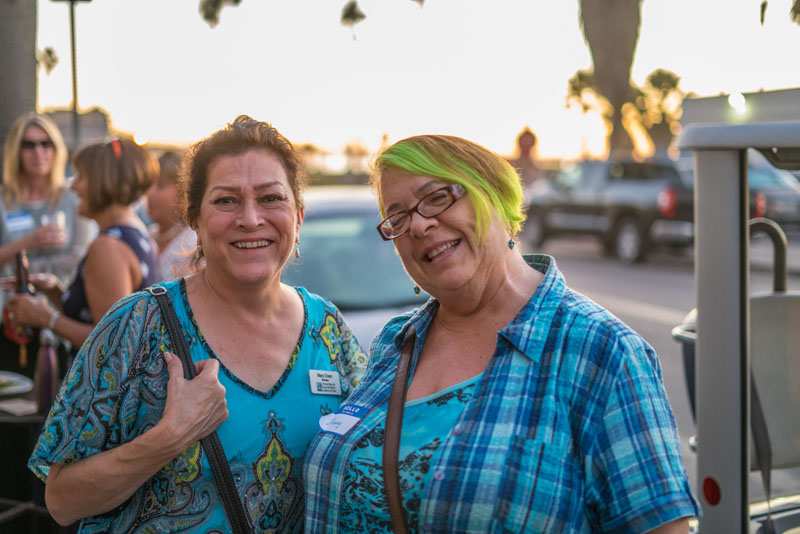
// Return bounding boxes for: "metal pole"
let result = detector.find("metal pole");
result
[69,0,80,151]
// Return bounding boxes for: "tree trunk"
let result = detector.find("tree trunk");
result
[579,0,642,159]
[0,0,37,151]
[649,121,674,158]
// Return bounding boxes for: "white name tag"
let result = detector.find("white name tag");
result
[319,404,368,435]
[309,369,342,396]
[5,212,35,234]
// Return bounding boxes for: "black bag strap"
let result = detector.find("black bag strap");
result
[147,286,251,534]
[382,327,415,534]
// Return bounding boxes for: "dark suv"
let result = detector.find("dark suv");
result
[521,160,693,263]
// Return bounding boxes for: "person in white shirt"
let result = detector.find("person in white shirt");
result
[147,150,197,280]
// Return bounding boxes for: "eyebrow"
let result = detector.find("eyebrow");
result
[208,181,286,193]
[385,180,443,213]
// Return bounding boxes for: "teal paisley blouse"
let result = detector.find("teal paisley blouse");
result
[29,278,367,533]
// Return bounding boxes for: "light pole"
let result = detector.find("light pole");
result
[51,0,91,152]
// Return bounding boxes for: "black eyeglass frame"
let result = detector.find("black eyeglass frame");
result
[376,183,466,240]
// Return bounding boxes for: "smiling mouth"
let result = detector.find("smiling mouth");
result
[233,240,272,249]
[426,239,460,262]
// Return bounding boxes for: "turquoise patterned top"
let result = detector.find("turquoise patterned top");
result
[29,278,368,533]
[337,374,482,533]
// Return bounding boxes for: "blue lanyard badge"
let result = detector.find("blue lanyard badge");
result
[318,403,369,435]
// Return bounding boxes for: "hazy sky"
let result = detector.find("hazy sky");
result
[36,0,800,159]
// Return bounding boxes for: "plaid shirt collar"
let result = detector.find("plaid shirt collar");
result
[390,254,565,362]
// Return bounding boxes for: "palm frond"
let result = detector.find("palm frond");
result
[199,0,242,28]
[37,47,59,75]
[341,1,366,27]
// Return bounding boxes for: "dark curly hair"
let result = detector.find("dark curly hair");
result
[180,115,305,231]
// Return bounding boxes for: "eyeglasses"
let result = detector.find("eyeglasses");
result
[20,139,54,150]
[377,183,466,240]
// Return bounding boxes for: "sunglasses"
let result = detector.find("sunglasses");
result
[20,139,54,150]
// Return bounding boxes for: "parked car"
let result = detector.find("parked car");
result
[678,150,800,237]
[522,154,800,264]
[521,159,693,263]
[281,186,426,350]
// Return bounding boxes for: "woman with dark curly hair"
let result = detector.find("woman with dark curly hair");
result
[28,116,367,533]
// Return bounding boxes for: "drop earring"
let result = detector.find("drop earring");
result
[414,285,421,295]
[507,238,516,250]
[294,239,301,259]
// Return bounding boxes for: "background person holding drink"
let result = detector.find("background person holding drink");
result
[5,137,159,350]
[0,113,92,289]
[0,113,92,378]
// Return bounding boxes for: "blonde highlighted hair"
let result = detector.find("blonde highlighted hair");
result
[2,113,68,205]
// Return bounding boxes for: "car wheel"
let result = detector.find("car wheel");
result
[613,217,647,264]
[521,211,547,250]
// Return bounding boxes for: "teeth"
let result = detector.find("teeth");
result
[234,240,270,249]
[427,240,458,260]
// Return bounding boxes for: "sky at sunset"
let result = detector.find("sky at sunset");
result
[36,0,800,161]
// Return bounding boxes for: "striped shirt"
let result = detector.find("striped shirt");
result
[304,254,698,532]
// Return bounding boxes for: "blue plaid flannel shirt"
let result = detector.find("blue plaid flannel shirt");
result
[304,255,698,532]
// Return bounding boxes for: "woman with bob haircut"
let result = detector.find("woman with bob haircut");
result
[28,116,367,532]
[304,135,698,532]
[7,137,159,349]
[0,113,91,294]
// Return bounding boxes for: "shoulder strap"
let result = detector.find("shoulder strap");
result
[147,286,252,534]
[382,327,415,534]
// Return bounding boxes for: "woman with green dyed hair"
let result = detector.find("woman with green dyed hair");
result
[304,135,697,533]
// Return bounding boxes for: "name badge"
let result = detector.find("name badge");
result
[5,212,35,234]
[319,404,368,435]
[309,369,342,396]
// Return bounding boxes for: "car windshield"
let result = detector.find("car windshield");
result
[748,165,800,190]
[679,159,800,191]
[282,210,427,311]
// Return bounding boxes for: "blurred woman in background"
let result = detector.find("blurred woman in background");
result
[7,137,159,349]
[0,113,91,281]
[147,150,197,280]
[0,113,92,377]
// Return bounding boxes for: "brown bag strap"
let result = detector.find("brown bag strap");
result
[382,328,415,534]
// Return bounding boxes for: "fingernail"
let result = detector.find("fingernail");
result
[163,352,172,362]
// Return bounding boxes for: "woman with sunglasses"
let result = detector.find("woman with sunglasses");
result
[7,137,159,350]
[304,135,698,533]
[0,113,92,281]
[0,114,95,371]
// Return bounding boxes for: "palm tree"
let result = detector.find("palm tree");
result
[636,69,685,157]
[578,0,642,159]
[0,0,37,149]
